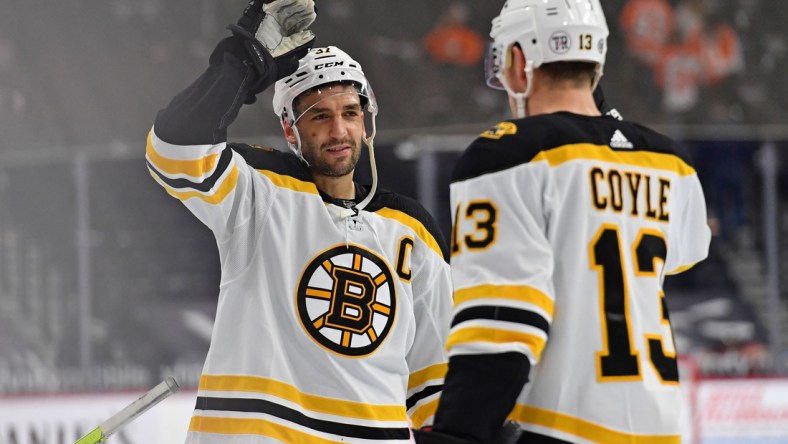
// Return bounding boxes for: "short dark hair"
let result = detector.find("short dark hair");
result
[538,61,597,87]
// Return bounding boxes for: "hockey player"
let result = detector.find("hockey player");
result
[145,1,453,442]
[415,0,711,443]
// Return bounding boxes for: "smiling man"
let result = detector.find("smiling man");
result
[145,1,453,442]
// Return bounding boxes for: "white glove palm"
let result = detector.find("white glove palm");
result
[256,0,316,57]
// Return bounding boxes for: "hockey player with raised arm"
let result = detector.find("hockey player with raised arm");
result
[415,0,711,443]
[146,1,453,442]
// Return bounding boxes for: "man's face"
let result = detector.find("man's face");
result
[293,85,365,178]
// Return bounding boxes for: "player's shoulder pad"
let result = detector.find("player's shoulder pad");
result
[366,189,450,262]
[229,142,313,181]
[452,115,571,183]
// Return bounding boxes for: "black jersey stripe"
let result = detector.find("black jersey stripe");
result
[451,306,550,335]
[405,384,442,410]
[195,396,411,440]
[146,146,233,192]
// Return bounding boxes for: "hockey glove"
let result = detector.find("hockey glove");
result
[224,0,316,101]
[256,0,316,56]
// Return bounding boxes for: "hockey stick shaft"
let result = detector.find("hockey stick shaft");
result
[74,376,181,444]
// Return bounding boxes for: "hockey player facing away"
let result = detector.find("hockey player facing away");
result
[415,0,711,443]
[146,0,453,442]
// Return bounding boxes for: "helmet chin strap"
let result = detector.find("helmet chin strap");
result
[289,125,310,166]
[352,111,378,214]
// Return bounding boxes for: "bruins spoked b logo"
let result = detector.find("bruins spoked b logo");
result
[296,245,397,357]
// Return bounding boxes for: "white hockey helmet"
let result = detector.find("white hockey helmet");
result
[273,46,377,125]
[485,0,609,115]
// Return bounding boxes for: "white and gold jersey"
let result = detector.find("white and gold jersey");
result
[145,130,452,443]
[447,113,710,443]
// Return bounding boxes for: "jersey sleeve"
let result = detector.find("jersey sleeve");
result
[431,136,552,443]
[145,43,272,240]
[665,171,711,274]
[447,150,554,366]
[402,209,453,428]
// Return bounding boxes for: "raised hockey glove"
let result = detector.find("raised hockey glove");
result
[224,0,316,101]
[257,0,316,56]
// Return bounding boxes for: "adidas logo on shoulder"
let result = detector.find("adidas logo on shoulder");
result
[610,129,633,149]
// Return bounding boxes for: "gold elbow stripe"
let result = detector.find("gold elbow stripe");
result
[146,130,221,177]
[446,326,546,359]
[453,285,554,318]
[149,165,238,204]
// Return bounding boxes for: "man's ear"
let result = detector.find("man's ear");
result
[283,121,298,145]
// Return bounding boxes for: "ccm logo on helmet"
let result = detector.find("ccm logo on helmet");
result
[314,61,345,70]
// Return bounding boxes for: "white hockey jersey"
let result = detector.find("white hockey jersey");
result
[146,129,452,443]
[447,113,710,443]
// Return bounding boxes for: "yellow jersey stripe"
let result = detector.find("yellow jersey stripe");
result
[409,398,440,429]
[408,363,447,390]
[454,285,554,318]
[509,405,681,444]
[258,170,319,195]
[189,416,347,444]
[446,327,547,359]
[146,130,221,177]
[148,165,238,204]
[199,375,407,421]
[375,207,443,259]
[532,143,696,177]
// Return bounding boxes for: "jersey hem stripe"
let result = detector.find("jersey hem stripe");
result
[194,397,410,440]
[199,374,407,421]
[189,415,409,443]
[509,405,681,444]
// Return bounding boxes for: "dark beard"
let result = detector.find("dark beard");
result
[304,139,362,177]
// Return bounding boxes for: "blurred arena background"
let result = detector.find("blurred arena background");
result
[1,0,787,442]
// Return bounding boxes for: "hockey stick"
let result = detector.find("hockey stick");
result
[74,376,181,444]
